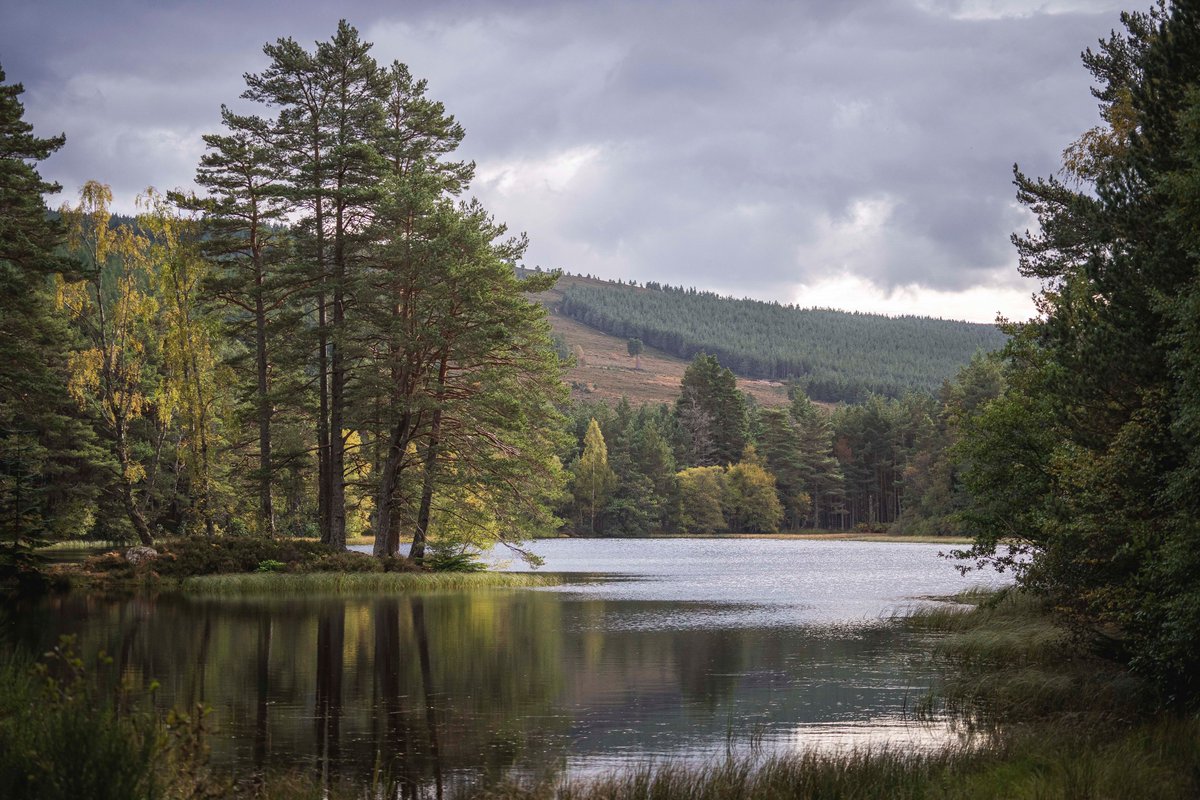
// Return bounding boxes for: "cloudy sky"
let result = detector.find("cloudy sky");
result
[2,0,1129,322]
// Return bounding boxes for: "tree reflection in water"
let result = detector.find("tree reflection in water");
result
[15,582,946,792]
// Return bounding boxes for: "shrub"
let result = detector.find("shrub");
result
[427,550,487,572]
[154,538,330,578]
[81,551,135,576]
[380,556,422,573]
[0,639,159,800]
[308,551,383,573]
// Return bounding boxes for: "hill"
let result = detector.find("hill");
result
[525,271,1007,405]
[537,272,1006,403]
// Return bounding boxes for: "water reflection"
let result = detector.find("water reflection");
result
[7,540,1007,791]
[10,590,958,790]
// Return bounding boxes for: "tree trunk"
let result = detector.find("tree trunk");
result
[373,411,413,558]
[409,411,441,563]
[254,261,275,536]
[327,203,347,550]
[410,356,448,563]
[115,426,154,546]
[317,245,331,546]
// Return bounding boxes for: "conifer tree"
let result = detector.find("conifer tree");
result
[675,353,746,467]
[183,107,298,536]
[0,66,100,568]
[959,2,1200,696]
[791,392,843,529]
[243,21,387,549]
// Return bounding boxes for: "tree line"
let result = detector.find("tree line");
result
[555,351,999,537]
[554,276,1007,402]
[0,23,566,563]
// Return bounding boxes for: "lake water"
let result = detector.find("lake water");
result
[6,538,1008,792]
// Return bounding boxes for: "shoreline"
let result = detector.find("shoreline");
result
[556,531,977,545]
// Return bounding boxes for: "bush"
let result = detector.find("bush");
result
[81,551,136,576]
[380,555,422,573]
[427,550,487,572]
[154,537,331,578]
[308,551,383,573]
[0,640,159,800]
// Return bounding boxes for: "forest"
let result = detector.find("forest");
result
[3,1,1200,713]
[555,277,1007,401]
[554,351,994,537]
[0,23,567,565]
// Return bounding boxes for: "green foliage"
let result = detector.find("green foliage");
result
[153,537,344,577]
[570,418,616,534]
[954,3,1200,702]
[425,548,487,572]
[675,353,747,467]
[557,277,1007,401]
[676,466,727,533]
[0,640,160,800]
[722,447,783,533]
[0,68,104,551]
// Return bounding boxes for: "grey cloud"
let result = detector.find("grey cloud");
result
[1,0,1128,306]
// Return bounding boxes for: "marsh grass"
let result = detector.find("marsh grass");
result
[903,588,1152,725]
[179,570,562,595]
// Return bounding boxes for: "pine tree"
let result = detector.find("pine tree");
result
[0,66,100,581]
[675,353,746,467]
[182,107,298,536]
[791,392,842,529]
[757,408,810,530]
[959,3,1200,698]
[242,21,387,549]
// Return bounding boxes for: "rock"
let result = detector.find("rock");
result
[124,546,159,566]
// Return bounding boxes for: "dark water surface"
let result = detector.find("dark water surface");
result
[10,538,1008,790]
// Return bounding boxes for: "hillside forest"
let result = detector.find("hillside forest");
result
[6,3,1200,701]
[555,278,1007,402]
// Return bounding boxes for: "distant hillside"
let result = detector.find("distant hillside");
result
[524,272,791,408]
[527,272,1006,404]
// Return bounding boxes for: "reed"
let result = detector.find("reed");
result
[466,724,1200,800]
[904,589,1152,724]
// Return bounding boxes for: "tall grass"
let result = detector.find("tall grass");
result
[903,589,1151,724]
[179,570,562,595]
[461,724,1200,800]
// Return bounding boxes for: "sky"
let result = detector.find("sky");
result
[1,0,1130,322]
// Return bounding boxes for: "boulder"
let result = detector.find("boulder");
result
[124,546,159,566]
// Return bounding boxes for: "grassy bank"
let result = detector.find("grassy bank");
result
[459,718,1200,800]
[179,570,560,595]
[43,536,553,596]
[907,589,1151,724]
